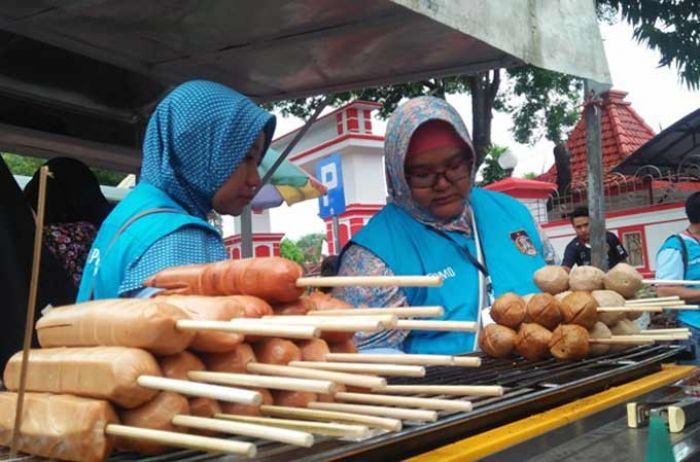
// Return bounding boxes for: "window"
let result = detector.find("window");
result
[621,231,645,268]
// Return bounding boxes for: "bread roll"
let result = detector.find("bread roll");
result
[479,324,517,358]
[588,322,612,356]
[534,265,570,294]
[604,263,643,299]
[591,290,626,326]
[549,324,589,360]
[569,266,605,291]
[490,293,526,329]
[525,293,562,330]
[515,323,552,361]
[560,291,599,329]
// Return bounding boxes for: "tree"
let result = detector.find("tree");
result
[2,152,128,186]
[207,211,224,236]
[523,172,539,180]
[478,145,512,186]
[598,0,700,90]
[295,233,325,264]
[280,239,305,265]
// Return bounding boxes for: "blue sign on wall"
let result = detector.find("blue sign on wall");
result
[316,153,346,219]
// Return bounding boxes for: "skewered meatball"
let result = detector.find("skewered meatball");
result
[490,293,526,329]
[549,324,590,360]
[591,290,626,326]
[588,321,612,356]
[515,323,552,361]
[525,293,562,330]
[560,291,599,329]
[479,324,518,358]
[604,263,643,299]
[569,266,605,291]
[534,265,570,294]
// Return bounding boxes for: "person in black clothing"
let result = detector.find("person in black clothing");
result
[561,207,628,271]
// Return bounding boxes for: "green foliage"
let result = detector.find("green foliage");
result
[598,0,700,90]
[478,145,512,186]
[295,233,326,264]
[280,238,305,264]
[2,152,128,186]
[522,172,539,180]
[207,211,224,236]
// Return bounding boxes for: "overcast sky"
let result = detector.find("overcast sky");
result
[234,20,700,241]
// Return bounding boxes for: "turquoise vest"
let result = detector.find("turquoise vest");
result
[658,235,700,328]
[349,188,545,354]
[77,182,218,302]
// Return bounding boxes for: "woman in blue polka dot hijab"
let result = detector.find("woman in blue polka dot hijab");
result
[77,80,276,301]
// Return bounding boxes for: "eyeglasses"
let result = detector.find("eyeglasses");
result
[405,157,471,188]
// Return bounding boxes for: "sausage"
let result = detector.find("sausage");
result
[219,388,273,416]
[273,295,315,316]
[36,299,194,355]
[236,295,274,342]
[479,324,517,358]
[329,339,358,354]
[155,295,245,352]
[253,338,302,365]
[188,397,222,436]
[297,338,330,361]
[306,291,355,342]
[318,382,345,403]
[159,351,205,380]
[272,390,317,408]
[490,293,526,329]
[0,392,118,462]
[144,257,305,303]
[202,343,256,373]
[3,347,160,408]
[116,392,189,455]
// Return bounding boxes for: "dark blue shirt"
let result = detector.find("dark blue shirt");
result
[562,231,628,269]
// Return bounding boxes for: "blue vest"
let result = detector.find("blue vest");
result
[77,182,218,302]
[349,188,545,354]
[658,234,700,328]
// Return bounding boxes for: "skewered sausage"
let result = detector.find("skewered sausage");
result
[36,299,194,355]
[154,295,245,352]
[253,338,302,365]
[329,339,358,354]
[273,296,316,316]
[297,338,330,362]
[159,351,205,380]
[272,390,317,408]
[202,343,256,374]
[0,392,118,462]
[525,293,562,330]
[144,257,305,303]
[3,347,160,408]
[490,293,526,329]
[219,388,273,416]
[307,291,355,342]
[116,392,189,455]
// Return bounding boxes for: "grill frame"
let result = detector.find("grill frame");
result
[0,345,687,462]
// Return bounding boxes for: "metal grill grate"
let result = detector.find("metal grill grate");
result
[1,345,686,462]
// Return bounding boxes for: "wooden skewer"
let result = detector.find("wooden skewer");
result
[308,306,445,317]
[296,275,442,288]
[261,405,402,431]
[176,319,320,339]
[597,306,662,313]
[325,353,480,367]
[641,328,690,335]
[308,402,438,422]
[171,415,314,447]
[188,371,336,394]
[376,384,504,396]
[396,320,477,332]
[136,376,261,405]
[287,361,426,377]
[626,296,681,304]
[11,166,49,458]
[236,317,384,332]
[216,414,370,438]
[104,424,256,456]
[246,362,387,389]
[660,305,699,310]
[589,337,654,345]
[334,392,473,412]
[624,300,698,308]
[643,279,700,286]
[256,315,392,331]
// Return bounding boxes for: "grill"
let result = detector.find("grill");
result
[1,345,686,462]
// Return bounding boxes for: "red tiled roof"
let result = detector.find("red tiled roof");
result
[537,90,655,187]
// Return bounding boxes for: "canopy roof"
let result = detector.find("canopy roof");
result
[613,108,700,176]
[0,0,610,171]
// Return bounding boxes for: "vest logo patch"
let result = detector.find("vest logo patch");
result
[427,266,457,281]
[510,230,537,256]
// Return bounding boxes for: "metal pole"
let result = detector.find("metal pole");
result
[331,215,341,255]
[584,79,607,270]
[240,205,253,258]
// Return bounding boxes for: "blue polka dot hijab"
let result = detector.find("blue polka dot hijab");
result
[141,80,277,218]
